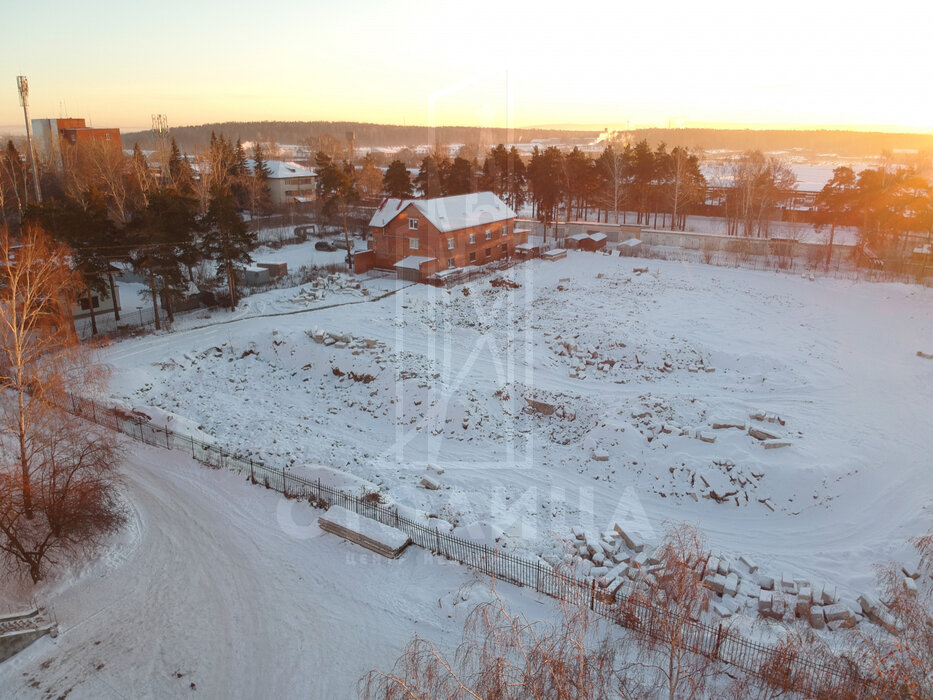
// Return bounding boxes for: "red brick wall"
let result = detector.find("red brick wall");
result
[370,203,527,280]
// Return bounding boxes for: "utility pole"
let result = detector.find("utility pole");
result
[16,76,42,203]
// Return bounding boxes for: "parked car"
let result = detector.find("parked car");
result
[315,240,337,252]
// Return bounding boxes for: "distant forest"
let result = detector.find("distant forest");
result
[122,122,598,152]
[620,128,933,157]
[122,121,933,158]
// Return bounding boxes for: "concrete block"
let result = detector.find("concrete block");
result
[707,574,727,595]
[758,590,773,613]
[823,603,853,623]
[810,608,825,629]
[757,574,775,591]
[739,555,758,573]
[718,558,731,576]
[613,524,645,552]
[592,552,606,566]
[904,576,918,596]
[724,573,739,597]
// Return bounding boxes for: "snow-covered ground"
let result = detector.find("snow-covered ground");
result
[96,249,933,608]
[0,445,540,699]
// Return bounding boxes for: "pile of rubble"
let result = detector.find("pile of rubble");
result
[557,525,919,635]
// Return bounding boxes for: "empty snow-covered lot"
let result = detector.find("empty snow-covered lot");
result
[102,252,933,597]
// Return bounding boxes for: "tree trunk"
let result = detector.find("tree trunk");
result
[148,270,161,331]
[825,223,836,273]
[107,270,120,321]
[17,385,33,519]
[226,261,237,310]
[86,289,98,336]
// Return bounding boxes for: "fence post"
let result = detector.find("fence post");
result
[435,528,441,554]
[249,458,254,483]
[165,428,170,449]
[190,435,195,457]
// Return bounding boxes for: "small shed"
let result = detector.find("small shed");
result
[618,238,642,257]
[515,242,542,259]
[579,232,607,252]
[394,255,437,282]
[257,261,288,279]
[241,265,271,286]
[542,248,567,261]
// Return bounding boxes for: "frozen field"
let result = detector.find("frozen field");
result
[101,251,933,601]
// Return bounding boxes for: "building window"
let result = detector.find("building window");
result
[448,258,455,268]
[409,218,419,230]
[448,237,454,250]
[485,229,492,240]
[469,252,476,263]
[409,238,419,250]
[469,233,476,244]
[79,295,100,311]
[485,247,492,258]
[105,133,112,141]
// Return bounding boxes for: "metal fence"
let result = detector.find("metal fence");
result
[63,391,879,698]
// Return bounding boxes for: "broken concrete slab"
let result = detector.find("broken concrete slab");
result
[763,439,792,449]
[749,427,779,441]
[739,555,758,573]
[420,476,440,490]
[809,608,825,629]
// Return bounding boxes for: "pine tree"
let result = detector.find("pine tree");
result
[383,160,412,199]
[202,189,257,309]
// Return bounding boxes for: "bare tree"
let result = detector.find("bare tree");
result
[618,522,717,700]
[361,587,637,699]
[857,531,933,698]
[0,224,123,582]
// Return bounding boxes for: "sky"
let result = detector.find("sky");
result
[2,0,932,135]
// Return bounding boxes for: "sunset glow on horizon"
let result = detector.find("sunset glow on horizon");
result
[3,0,932,136]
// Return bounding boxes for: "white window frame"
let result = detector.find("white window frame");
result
[469,233,476,244]
[409,237,419,250]
[448,258,455,269]
[485,229,492,240]
[409,218,419,230]
[447,237,455,250]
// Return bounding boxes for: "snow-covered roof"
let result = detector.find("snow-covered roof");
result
[393,255,436,270]
[246,159,316,180]
[369,192,516,233]
[589,232,607,242]
[620,238,642,247]
[567,233,589,241]
[515,242,538,251]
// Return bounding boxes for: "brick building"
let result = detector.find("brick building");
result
[32,118,122,169]
[355,192,528,282]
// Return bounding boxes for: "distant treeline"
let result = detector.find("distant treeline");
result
[620,128,933,157]
[123,121,598,152]
[123,121,933,158]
